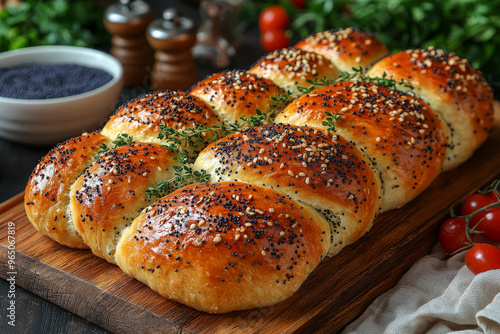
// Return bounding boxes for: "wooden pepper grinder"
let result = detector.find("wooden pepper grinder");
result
[104,0,154,87]
[147,8,198,91]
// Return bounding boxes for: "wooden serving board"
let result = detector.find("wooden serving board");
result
[1,105,500,334]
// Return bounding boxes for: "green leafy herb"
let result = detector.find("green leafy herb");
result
[337,67,415,90]
[297,76,338,94]
[94,133,134,160]
[157,124,211,153]
[95,143,110,160]
[322,111,342,132]
[268,76,337,108]
[0,0,109,52]
[158,110,271,153]
[145,152,211,199]
[112,133,134,147]
[269,90,293,109]
[240,109,269,128]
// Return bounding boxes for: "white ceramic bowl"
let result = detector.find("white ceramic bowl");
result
[0,46,123,145]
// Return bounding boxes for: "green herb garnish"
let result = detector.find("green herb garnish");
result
[322,111,342,132]
[336,67,414,90]
[95,133,134,160]
[145,152,211,199]
[0,0,109,51]
[269,90,293,109]
[158,110,271,153]
[297,76,338,95]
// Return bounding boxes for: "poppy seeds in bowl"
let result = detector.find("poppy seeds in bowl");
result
[0,63,113,100]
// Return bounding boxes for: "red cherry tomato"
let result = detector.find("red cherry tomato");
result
[465,243,500,274]
[470,207,500,242]
[490,190,500,202]
[258,5,290,32]
[460,193,495,216]
[260,29,290,52]
[290,0,306,9]
[439,217,473,255]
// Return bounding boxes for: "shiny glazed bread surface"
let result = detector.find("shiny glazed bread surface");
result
[194,123,382,256]
[367,48,494,169]
[25,131,110,249]
[276,82,450,212]
[249,47,338,97]
[189,70,283,124]
[71,142,179,264]
[102,90,221,159]
[115,181,330,314]
[296,27,390,74]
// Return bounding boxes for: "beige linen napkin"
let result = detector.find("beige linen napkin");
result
[343,244,500,334]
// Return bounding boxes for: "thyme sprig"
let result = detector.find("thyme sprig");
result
[158,109,270,153]
[265,69,414,111]
[145,152,211,199]
[337,66,415,90]
[296,76,338,95]
[94,133,134,160]
[269,90,293,109]
[266,76,338,110]
[322,111,343,132]
[150,109,273,198]
[157,124,213,153]
[240,109,269,128]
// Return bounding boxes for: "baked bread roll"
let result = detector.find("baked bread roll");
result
[194,124,382,256]
[295,27,389,74]
[248,47,338,97]
[115,181,330,313]
[70,142,179,264]
[367,48,495,169]
[189,70,283,125]
[275,82,450,212]
[25,131,110,248]
[102,90,221,159]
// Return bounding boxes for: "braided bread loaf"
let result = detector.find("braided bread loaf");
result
[25,27,494,313]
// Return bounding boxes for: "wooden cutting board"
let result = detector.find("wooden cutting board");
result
[1,104,499,334]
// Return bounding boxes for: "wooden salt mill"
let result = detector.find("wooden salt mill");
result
[147,8,198,91]
[104,0,154,87]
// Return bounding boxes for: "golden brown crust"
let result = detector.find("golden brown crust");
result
[102,91,221,159]
[296,28,389,74]
[276,82,449,212]
[115,181,330,313]
[188,70,283,124]
[194,124,382,256]
[70,142,179,263]
[367,48,494,169]
[248,47,338,97]
[24,131,110,248]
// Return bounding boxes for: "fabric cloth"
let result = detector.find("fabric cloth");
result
[343,244,500,334]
